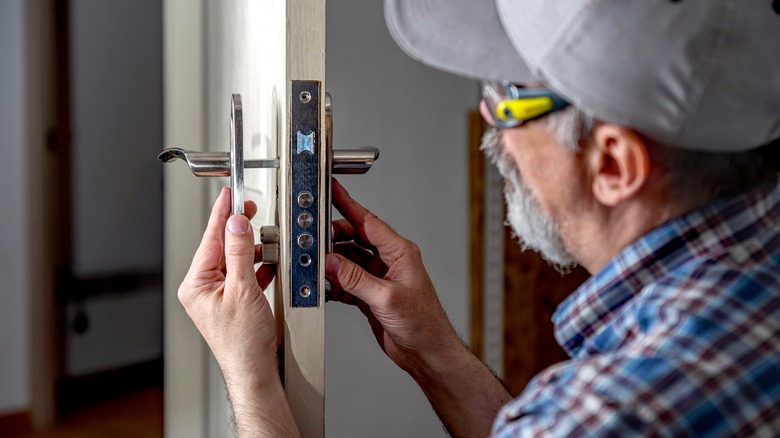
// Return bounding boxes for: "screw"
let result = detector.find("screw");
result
[297,212,313,228]
[297,192,314,208]
[299,91,312,103]
[297,233,313,249]
[299,286,311,297]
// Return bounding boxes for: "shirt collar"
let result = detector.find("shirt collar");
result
[552,181,780,358]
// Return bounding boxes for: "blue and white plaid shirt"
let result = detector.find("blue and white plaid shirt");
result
[492,181,780,437]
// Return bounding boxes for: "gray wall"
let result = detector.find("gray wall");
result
[0,0,30,414]
[69,0,163,276]
[64,0,163,377]
[325,1,479,436]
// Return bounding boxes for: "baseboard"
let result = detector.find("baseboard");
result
[0,410,32,437]
[57,357,163,413]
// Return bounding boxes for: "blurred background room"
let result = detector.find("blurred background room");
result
[1,0,479,436]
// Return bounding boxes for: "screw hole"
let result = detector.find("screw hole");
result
[300,254,312,267]
[299,91,312,103]
[299,286,311,297]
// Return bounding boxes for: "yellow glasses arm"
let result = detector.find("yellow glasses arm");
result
[495,97,554,122]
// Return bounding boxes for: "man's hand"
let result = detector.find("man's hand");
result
[326,180,463,374]
[178,187,299,437]
[326,180,512,438]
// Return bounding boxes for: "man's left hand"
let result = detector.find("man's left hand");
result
[178,187,278,388]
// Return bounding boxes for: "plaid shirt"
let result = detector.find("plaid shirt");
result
[492,181,780,437]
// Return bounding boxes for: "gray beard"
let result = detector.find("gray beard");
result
[480,128,577,269]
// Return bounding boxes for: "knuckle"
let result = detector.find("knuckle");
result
[406,241,421,256]
[224,242,253,258]
[177,282,193,307]
[339,263,365,291]
[378,286,400,308]
[397,239,421,260]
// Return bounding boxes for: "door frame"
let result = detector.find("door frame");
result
[26,0,68,429]
[162,0,209,436]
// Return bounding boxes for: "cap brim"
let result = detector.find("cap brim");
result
[385,0,535,83]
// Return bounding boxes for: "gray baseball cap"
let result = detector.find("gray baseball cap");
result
[385,0,780,152]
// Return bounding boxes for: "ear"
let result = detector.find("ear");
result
[588,125,650,207]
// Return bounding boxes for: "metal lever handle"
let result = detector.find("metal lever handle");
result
[332,148,380,174]
[157,148,280,176]
[157,148,374,175]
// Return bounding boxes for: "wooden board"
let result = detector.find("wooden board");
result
[502,234,590,395]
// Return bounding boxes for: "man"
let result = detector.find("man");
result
[177,0,780,436]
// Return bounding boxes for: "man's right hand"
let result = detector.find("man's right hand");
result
[325,179,463,374]
[326,180,511,437]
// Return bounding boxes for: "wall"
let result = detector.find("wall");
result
[64,0,163,377]
[0,0,164,414]
[0,0,30,414]
[69,0,163,276]
[325,1,479,436]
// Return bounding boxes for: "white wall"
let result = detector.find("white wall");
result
[325,1,479,436]
[0,0,30,414]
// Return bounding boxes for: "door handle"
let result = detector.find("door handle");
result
[158,147,378,175]
[157,91,379,268]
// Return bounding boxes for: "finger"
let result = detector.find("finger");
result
[224,215,258,292]
[334,243,390,278]
[254,244,264,264]
[327,285,358,306]
[332,179,376,230]
[190,187,231,273]
[244,200,258,221]
[332,218,376,251]
[255,263,276,290]
[331,218,357,242]
[332,179,410,266]
[325,253,386,306]
[218,201,258,273]
[333,242,373,269]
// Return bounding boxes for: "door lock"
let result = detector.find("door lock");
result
[158,91,379,267]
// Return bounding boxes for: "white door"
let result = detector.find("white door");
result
[163,1,326,436]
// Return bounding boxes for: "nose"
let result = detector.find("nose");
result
[479,100,496,127]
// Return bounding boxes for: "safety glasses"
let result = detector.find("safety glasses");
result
[481,81,570,129]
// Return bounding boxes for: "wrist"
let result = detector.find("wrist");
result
[225,364,301,438]
[404,332,472,383]
[221,351,281,395]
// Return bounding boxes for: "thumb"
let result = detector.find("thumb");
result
[224,215,257,287]
[326,253,386,304]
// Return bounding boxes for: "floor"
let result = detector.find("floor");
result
[22,387,162,438]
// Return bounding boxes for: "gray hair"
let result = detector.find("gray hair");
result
[541,106,780,209]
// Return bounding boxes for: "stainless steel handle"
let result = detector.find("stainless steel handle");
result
[157,148,280,176]
[157,148,230,176]
[157,148,374,175]
[332,148,380,174]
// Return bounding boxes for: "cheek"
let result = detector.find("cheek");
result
[501,131,555,204]
[512,156,587,222]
